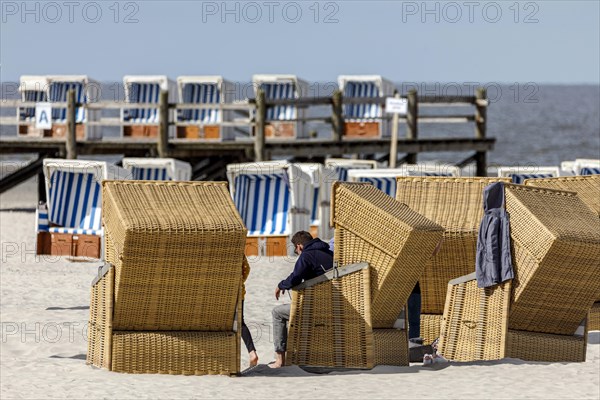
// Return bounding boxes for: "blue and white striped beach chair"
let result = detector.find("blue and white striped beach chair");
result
[338,75,395,138]
[122,76,176,137]
[497,166,560,184]
[175,76,235,140]
[574,159,600,176]
[297,163,335,240]
[122,157,192,181]
[325,158,379,182]
[227,161,311,256]
[37,159,129,258]
[252,75,308,138]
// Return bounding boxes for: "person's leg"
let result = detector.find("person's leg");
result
[241,301,258,366]
[270,303,291,368]
[407,291,422,340]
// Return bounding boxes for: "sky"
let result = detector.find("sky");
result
[1,0,599,85]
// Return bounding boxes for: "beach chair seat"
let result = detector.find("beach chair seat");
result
[394,177,511,344]
[285,182,443,369]
[523,175,600,331]
[87,181,247,375]
[438,184,600,362]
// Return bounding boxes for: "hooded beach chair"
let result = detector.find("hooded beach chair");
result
[324,158,378,182]
[226,161,312,257]
[175,76,235,140]
[87,181,247,375]
[573,159,600,175]
[286,182,444,368]
[438,183,600,362]
[297,163,336,240]
[37,159,129,259]
[337,75,395,139]
[347,164,461,197]
[523,175,600,332]
[394,177,512,344]
[121,75,176,138]
[497,166,560,184]
[122,157,192,181]
[18,75,100,139]
[252,74,308,139]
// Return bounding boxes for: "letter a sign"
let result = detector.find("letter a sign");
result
[35,103,52,129]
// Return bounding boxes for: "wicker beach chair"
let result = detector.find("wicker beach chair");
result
[523,175,600,331]
[87,181,247,375]
[394,177,511,344]
[438,184,600,362]
[285,182,444,368]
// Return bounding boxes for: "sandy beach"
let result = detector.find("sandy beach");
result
[0,179,598,400]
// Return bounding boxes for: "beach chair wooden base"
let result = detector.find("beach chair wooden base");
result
[176,125,220,140]
[439,274,589,363]
[287,263,374,369]
[17,123,85,139]
[420,313,442,345]
[589,302,600,331]
[344,122,380,138]
[123,125,158,138]
[36,231,101,259]
[265,122,295,138]
[244,236,290,257]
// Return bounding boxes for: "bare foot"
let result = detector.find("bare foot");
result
[268,352,285,368]
[249,351,258,367]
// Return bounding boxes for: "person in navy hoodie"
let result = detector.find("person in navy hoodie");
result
[269,231,333,368]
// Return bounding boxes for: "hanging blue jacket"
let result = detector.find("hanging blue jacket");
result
[278,238,334,290]
[475,182,515,288]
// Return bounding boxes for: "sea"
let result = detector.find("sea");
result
[1,83,598,168]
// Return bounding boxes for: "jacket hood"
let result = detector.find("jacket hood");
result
[303,238,331,252]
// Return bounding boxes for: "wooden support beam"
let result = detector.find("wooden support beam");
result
[406,89,418,164]
[331,90,344,143]
[66,89,77,160]
[254,89,266,162]
[158,90,169,158]
[475,87,487,176]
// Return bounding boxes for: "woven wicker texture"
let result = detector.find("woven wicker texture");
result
[373,329,409,366]
[438,278,511,362]
[420,314,442,345]
[395,177,511,315]
[504,184,600,335]
[507,329,586,362]
[331,182,444,328]
[524,175,600,217]
[102,180,247,331]
[111,331,240,375]
[287,266,374,369]
[87,265,114,369]
[589,302,600,331]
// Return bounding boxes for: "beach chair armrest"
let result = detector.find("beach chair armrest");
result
[91,262,114,287]
[291,262,369,291]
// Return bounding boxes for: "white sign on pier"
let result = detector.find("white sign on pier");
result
[35,103,52,129]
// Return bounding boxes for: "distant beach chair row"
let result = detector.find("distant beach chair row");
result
[17,74,397,141]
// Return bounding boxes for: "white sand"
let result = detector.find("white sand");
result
[1,181,599,399]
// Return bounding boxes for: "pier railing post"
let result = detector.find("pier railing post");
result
[332,90,344,142]
[475,87,487,176]
[406,89,418,164]
[389,91,400,168]
[158,90,169,158]
[66,89,77,159]
[254,89,266,162]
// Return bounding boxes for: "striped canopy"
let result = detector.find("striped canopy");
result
[509,173,555,184]
[130,166,170,181]
[233,173,291,236]
[178,83,221,123]
[123,82,161,123]
[20,90,47,121]
[343,82,381,119]
[47,170,102,235]
[260,82,297,121]
[581,167,600,175]
[48,81,86,123]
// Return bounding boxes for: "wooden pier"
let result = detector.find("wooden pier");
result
[0,88,494,190]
